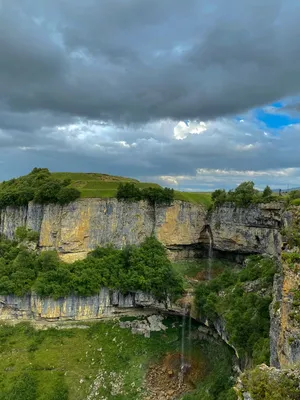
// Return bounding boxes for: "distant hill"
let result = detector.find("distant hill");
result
[53,172,211,207]
[0,170,212,208]
[272,187,300,193]
[52,172,139,183]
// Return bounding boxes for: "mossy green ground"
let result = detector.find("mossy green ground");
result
[52,172,212,207]
[0,318,234,400]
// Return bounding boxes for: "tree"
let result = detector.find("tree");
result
[262,185,272,198]
[116,183,142,202]
[142,187,174,206]
[34,180,62,204]
[230,181,259,207]
[211,189,227,207]
[57,187,80,205]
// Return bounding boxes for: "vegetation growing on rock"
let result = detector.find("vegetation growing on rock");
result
[238,364,300,400]
[211,181,278,208]
[0,233,183,301]
[194,255,278,365]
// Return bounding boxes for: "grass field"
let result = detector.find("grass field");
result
[0,319,233,400]
[174,191,212,207]
[52,172,212,208]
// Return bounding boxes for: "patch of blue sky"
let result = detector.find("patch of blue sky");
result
[255,108,300,128]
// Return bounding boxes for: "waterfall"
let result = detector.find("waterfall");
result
[207,227,213,280]
[181,305,187,370]
[188,313,192,362]
[179,297,192,387]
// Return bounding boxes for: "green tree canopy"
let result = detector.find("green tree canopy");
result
[0,168,80,209]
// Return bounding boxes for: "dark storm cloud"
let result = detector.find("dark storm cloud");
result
[1,0,300,124]
[2,0,300,188]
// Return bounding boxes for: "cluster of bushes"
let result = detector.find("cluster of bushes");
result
[211,181,277,208]
[15,226,39,243]
[240,367,300,400]
[288,189,300,206]
[117,183,174,206]
[0,233,183,302]
[0,168,80,208]
[195,255,278,364]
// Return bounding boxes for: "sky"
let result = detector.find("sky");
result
[1,1,300,191]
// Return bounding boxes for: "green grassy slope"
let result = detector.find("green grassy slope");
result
[0,319,234,400]
[0,170,212,208]
[52,172,163,199]
[52,172,212,207]
[174,191,212,207]
[52,172,139,183]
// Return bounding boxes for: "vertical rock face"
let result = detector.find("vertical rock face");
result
[0,290,167,321]
[0,200,286,260]
[209,203,284,256]
[0,199,207,261]
[270,263,300,368]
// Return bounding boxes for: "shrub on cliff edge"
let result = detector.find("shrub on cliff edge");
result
[0,168,80,208]
[0,235,183,302]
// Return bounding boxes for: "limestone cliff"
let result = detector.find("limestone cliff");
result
[0,199,206,262]
[209,202,283,256]
[0,289,168,322]
[0,199,286,262]
[270,262,300,368]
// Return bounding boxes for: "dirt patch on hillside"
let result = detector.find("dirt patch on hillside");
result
[144,352,208,400]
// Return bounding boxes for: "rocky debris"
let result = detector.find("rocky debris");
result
[144,363,191,400]
[119,315,167,338]
[144,352,208,400]
[87,370,127,400]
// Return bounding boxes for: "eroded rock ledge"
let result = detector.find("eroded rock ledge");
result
[0,289,171,322]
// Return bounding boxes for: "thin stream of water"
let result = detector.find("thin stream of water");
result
[207,229,213,280]
[181,305,187,369]
[188,313,192,362]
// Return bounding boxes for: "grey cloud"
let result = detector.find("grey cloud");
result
[1,0,300,125]
[2,117,300,184]
[2,0,300,188]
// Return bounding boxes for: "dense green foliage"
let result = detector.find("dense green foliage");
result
[0,234,182,301]
[291,198,300,206]
[211,181,278,208]
[0,168,80,208]
[289,189,300,201]
[15,226,39,243]
[241,367,300,400]
[117,182,175,205]
[194,255,278,364]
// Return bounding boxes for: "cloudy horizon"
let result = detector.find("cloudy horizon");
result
[1,0,300,191]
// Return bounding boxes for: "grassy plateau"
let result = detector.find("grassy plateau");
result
[52,172,212,207]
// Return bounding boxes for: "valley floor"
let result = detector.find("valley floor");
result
[0,317,234,400]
